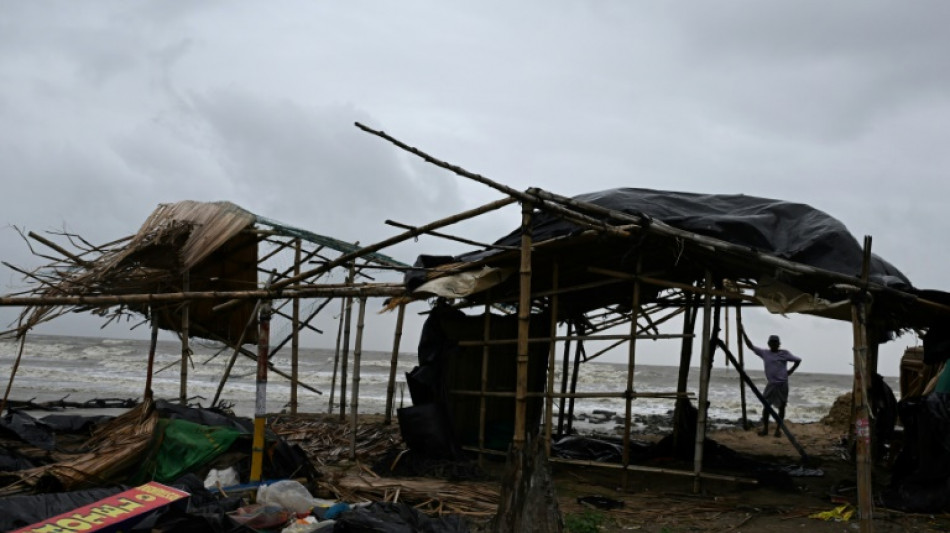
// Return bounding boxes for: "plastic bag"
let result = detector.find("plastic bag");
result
[204,466,240,489]
[257,479,321,514]
[281,515,336,532]
[228,503,294,529]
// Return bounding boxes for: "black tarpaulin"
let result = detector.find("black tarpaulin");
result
[407,188,913,292]
[501,189,908,288]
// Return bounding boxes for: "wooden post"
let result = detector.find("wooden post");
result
[514,201,533,448]
[1,333,28,415]
[545,264,560,455]
[384,302,406,425]
[852,236,875,533]
[145,310,159,401]
[212,300,262,407]
[736,304,749,430]
[179,271,190,405]
[622,258,642,490]
[338,263,356,422]
[350,296,367,459]
[479,302,491,465]
[328,295,346,415]
[693,271,713,493]
[291,239,301,415]
[566,337,584,434]
[673,292,697,449]
[556,321,573,436]
[250,298,272,483]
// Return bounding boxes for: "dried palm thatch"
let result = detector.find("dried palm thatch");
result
[268,414,403,467]
[0,400,158,496]
[324,473,500,517]
[10,201,258,337]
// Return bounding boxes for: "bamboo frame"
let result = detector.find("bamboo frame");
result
[692,271,714,493]
[180,271,190,405]
[852,237,874,533]
[545,264,559,456]
[384,303,406,425]
[3,124,947,527]
[350,296,367,459]
[622,257,641,490]
[291,239,301,415]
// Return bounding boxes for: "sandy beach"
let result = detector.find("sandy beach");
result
[271,408,947,533]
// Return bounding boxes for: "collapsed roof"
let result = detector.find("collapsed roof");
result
[6,200,405,344]
[406,187,947,338]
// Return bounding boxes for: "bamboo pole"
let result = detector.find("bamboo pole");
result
[588,267,760,305]
[385,219,519,251]
[556,321,573,437]
[350,296,367,460]
[250,298,272,483]
[27,231,91,267]
[451,389,689,400]
[545,264,559,456]
[513,201,533,448]
[852,236,874,533]
[735,304,749,430]
[479,302,491,467]
[672,292,697,450]
[622,257,642,490]
[339,264,356,421]
[212,300,262,407]
[355,123,632,239]
[0,333,28,416]
[144,310,159,401]
[328,294,346,415]
[456,333,686,346]
[384,302,406,425]
[269,301,330,354]
[212,196,517,314]
[584,307,686,361]
[566,338,585,434]
[191,321,322,397]
[180,271,190,405]
[693,271,713,493]
[270,297,332,338]
[0,284,405,307]
[291,239,301,415]
[547,456,758,484]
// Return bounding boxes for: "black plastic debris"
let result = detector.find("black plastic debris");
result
[333,501,470,532]
[577,495,624,510]
[882,392,950,512]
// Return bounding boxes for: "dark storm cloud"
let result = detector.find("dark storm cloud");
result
[1,1,948,372]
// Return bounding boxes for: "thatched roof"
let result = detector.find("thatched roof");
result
[6,200,407,344]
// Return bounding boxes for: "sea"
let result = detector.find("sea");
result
[0,334,897,431]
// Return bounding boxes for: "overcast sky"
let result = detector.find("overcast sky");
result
[2,2,949,377]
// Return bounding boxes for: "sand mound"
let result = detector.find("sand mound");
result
[821,391,852,430]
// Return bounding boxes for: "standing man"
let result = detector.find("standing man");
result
[740,330,802,437]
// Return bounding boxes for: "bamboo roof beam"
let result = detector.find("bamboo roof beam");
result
[28,231,92,267]
[212,195,519,313]
[385,219,519,251]
[356,122,950,319]
[0,283,405,307]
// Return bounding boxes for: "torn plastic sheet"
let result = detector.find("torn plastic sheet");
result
[413,266,513,299]
[753,277,849,317]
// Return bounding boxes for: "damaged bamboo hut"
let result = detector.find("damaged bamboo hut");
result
[352,123,950,532]
[3,125,950,531]
[0,200,418,474]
